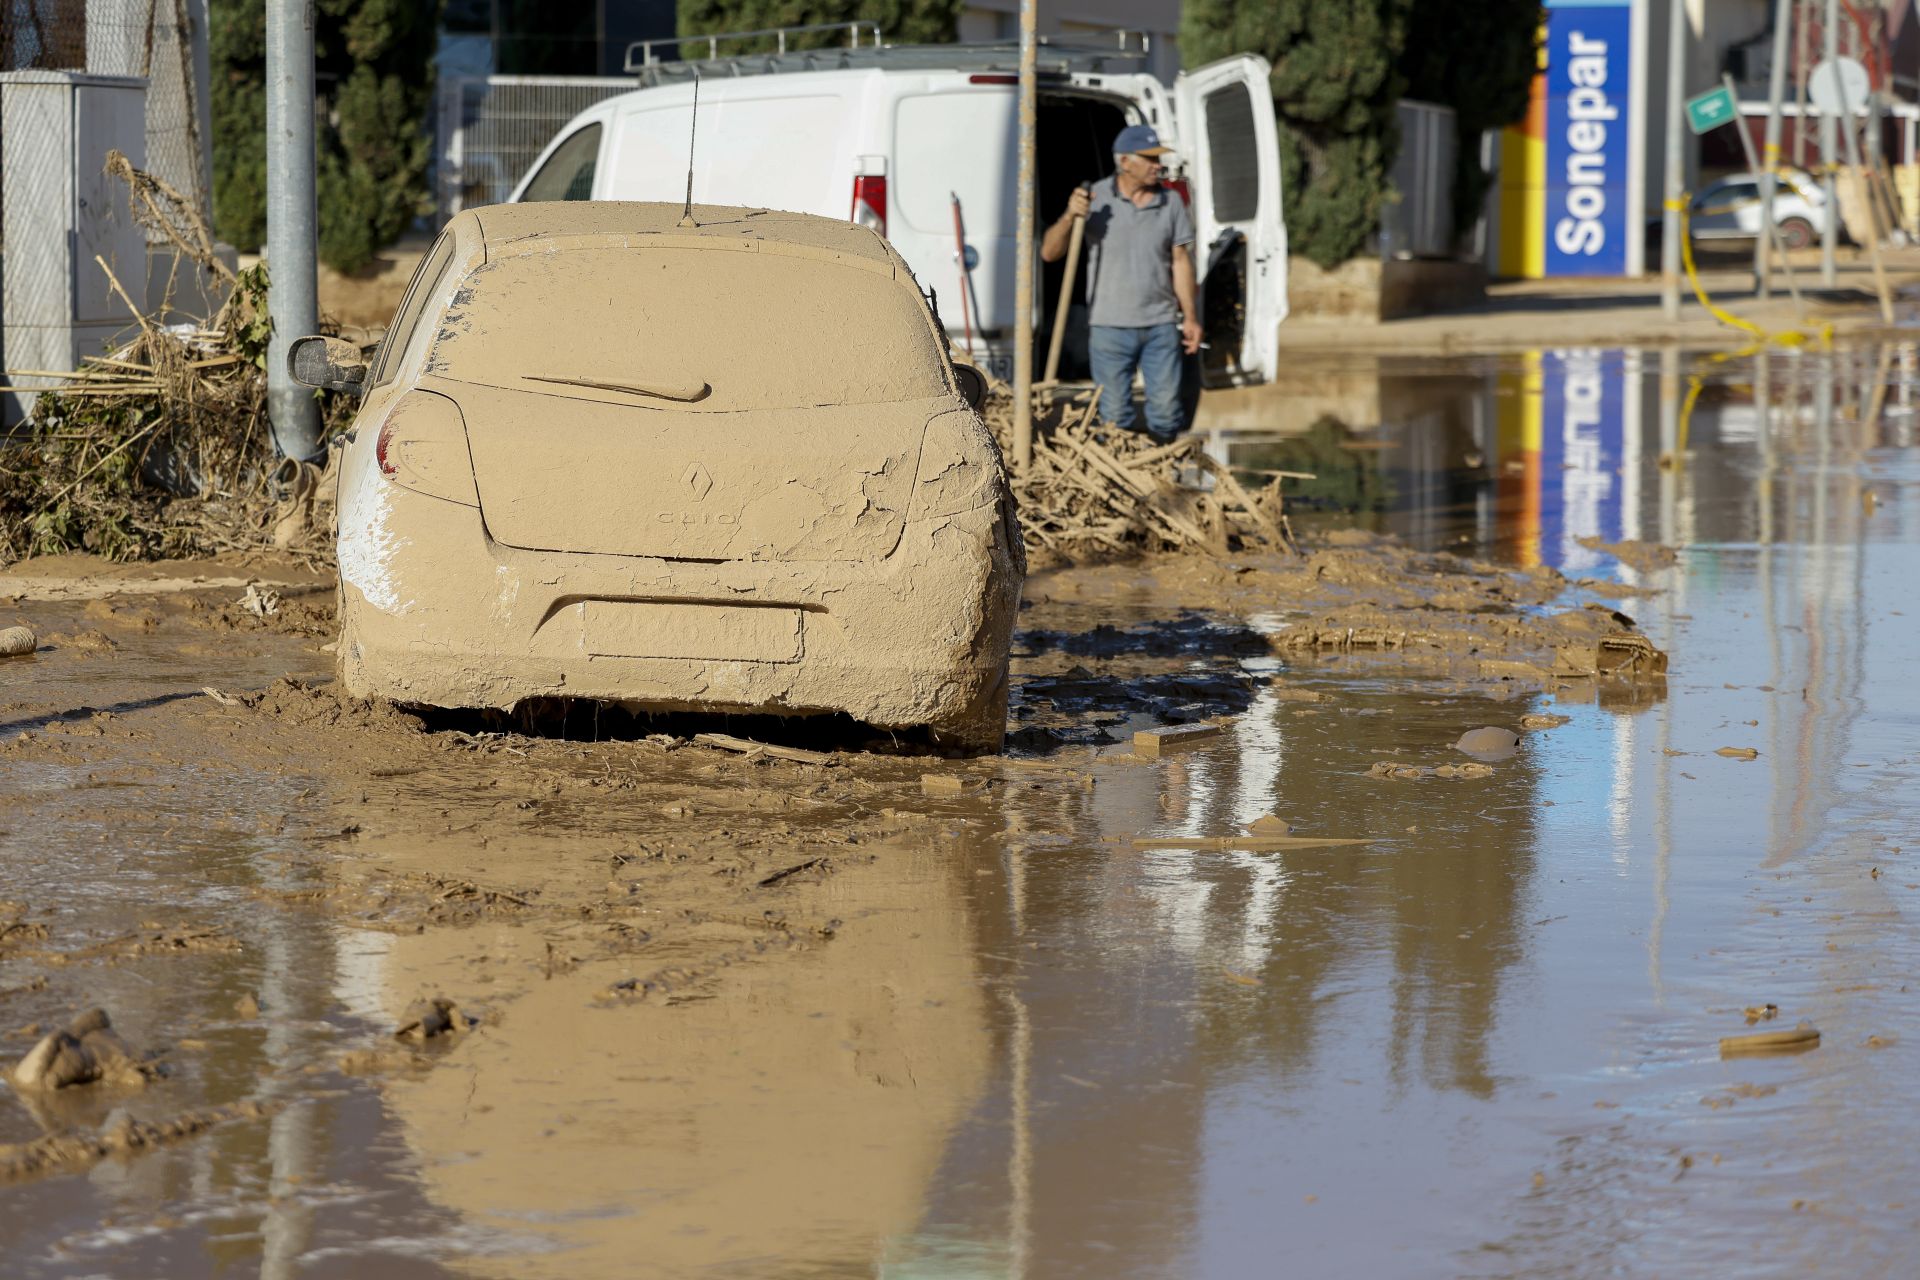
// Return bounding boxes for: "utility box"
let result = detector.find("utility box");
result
[1,71,149,426]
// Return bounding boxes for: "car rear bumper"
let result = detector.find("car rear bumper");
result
[336,473,1021,733]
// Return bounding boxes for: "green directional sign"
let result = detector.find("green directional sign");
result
[1686,85,1737,135]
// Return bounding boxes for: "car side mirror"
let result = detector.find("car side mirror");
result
[953,362,987,412]
[288,335,369,395]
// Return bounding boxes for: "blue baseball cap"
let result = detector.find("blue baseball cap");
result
[1113,124,1172,157]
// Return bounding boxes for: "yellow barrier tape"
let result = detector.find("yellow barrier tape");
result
[1656,191,1836,471]
[1670,343,1760,472]
[1665,194,1832,348]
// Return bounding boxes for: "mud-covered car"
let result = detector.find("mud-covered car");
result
[290,203,1022,751]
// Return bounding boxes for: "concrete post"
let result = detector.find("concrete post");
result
[1010,0,1037,473]
[1756,0,1793,298]
[266,0,321,460]
[1660,0,1687,320]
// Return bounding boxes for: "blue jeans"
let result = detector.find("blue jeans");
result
[1089,323,1185,439]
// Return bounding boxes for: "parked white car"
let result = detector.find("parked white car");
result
[1686,168,1835,249]
[506,28,1287,389]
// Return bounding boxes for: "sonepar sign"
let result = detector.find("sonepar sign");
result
[1546,0,1633,275]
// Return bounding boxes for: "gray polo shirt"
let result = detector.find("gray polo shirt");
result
[1082,177,1196,328]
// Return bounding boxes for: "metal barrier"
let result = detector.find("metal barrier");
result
[434,75,634,226]
[1384,99,1457,259]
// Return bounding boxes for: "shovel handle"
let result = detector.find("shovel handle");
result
[1043,194,1089,385]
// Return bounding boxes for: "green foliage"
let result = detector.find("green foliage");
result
[1182,0,1410,270]
[1402,2,1542,236]
[1181,0,1540,267]
[229,264,276,369]
[209,0,442,273]
[677,0,960,50]
[492,0,598,74]
[209,0,268,252]
[2,397,161,562]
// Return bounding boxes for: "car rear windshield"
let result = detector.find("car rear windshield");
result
[423,245,948,411]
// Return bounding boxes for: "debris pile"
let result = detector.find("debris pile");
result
[980,386,1298,565]
[0,153,349,566]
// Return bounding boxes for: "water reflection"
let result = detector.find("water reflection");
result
[365,847,995,1279]
[0,771,470,1279]
[891,338,1920,1276]
[1200,340,1919,574]
[896,679,1550,1278]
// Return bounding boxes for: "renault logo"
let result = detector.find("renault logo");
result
[682,462,713,500]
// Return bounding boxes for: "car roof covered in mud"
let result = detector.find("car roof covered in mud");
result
[459,202,903,274]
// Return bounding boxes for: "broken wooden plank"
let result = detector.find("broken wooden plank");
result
[1191,450,1291,552]
[693,733,837,766]
[1133,723,1224,758]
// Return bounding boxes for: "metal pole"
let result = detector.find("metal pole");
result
[1794,0,1810,168]
[1821,0,1838,284]
[1756,0,1794,298]
[1661,0,1687,319]
[1011,0,1037,472]
[1729,73,1805,313]
[266,0,321,460]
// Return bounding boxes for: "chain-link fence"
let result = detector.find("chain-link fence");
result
[435,76,633,225]
[1,0,87,69]
[1,0,212,240]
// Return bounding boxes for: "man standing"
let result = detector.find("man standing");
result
[1041,124,1202,443]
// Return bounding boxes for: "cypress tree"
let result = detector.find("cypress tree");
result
[209,0,268,254]
[209,0,441,274]
[1182,0,1411,270]
[1401,1,1541,241]
[677,0,960,50]
[1183,1,1539,268]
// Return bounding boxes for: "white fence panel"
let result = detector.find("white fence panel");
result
[435,76,633,225]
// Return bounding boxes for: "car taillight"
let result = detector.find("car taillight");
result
[374,390,478,507]
[851,174,887,236]
[1166,178,1190,206]
[908,409,1001,520]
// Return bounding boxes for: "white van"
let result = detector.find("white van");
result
[505,26,1285,389]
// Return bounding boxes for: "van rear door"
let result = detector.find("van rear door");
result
[1173,55,1285,383]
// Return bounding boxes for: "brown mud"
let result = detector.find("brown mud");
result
[1,341,1917,1277]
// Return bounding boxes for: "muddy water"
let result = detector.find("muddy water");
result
[2,343,1918,1277]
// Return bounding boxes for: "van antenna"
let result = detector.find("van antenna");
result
[678,70,700,228]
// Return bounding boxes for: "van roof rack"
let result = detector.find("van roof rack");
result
[624,22,1152,82]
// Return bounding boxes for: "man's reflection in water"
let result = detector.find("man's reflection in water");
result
[914,679,1572,1274]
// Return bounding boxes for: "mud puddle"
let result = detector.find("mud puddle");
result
[1,343,1918,1276]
